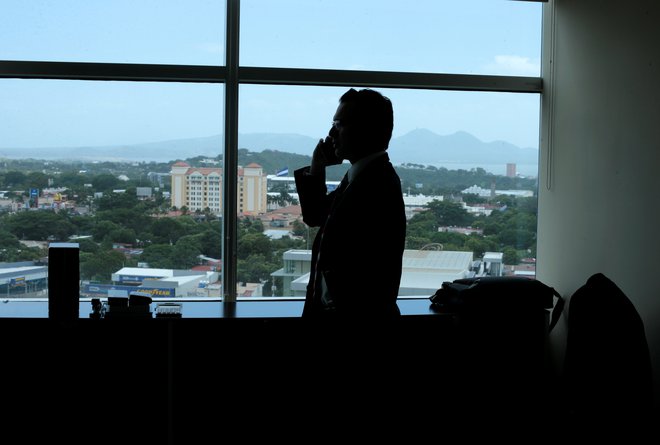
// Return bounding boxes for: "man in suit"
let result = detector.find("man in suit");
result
[294,88,406,320]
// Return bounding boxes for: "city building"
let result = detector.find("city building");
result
[507,163,517,178]
[0,262,48,297]
[147,171,170,188]
[461,184,534,198]
[136,187,153,200]
[81,266,221,299]
[170,161,268,216]
[398,249,475,296]
[257,204,302,238]
[403,194,443,220]
[274,248,486,298]
[479,252,504,277]
[270,249,312,297]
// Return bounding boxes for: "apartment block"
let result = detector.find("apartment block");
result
[170,161,268,216]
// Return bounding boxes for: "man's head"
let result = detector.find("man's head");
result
[329,88,394,163]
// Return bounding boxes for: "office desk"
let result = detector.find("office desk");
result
[0,298,550,442]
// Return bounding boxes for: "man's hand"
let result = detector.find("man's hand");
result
[310,136,342,176]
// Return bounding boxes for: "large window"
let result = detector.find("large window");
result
[0,0,542,309]
[241,0,541,75]
[1,0,225,65]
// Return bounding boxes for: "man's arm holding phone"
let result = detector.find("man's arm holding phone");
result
[294,135,342,227]
[310,136,342,177]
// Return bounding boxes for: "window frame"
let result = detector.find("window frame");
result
[0,0,544,304]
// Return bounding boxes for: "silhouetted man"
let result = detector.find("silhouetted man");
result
[294,88,406,320]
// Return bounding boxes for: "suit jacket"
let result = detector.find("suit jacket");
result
[294,152,406,319]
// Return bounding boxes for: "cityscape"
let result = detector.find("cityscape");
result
[0,148,538,301]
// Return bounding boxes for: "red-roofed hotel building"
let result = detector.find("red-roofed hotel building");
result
[170,161,268,216]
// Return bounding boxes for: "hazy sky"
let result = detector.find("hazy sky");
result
[0,0,543,149]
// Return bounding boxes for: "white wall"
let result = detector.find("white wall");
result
[537,0,660,410]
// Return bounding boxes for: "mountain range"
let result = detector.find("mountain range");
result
[0,129,538,166]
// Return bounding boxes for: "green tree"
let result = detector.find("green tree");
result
[106,228,137,245]
[177,215,204,235]
[77,237,100,253]
[237,232,272,261]
[96,191,139,211]
[0,246,44,262]
[0,228,22,249]
[464,235,496,259]
[3,171,27,187]
[139,244,174,268]
[433,231,468,249]
[498,228,535,250]
[237,253,278,285]
[463,193,486,205]
[171,238,202,269]
[26,172,49,190]
[150,218,187,245]
[405,235,433,250]
[481,219,503,236]
[4,210,76,241]
[503,247,519,265]
[92,174,123,192]
[69,213,96,235]
[406,211,438,238]
[291,219,307,237]
[517,196,538,214]
[427,200,473,227]
[96,207,152,235]
[80,249,126,282]
[92,220,122,242]
[56,171,87,189]
[196,228,222,259]
[239,217,265,234]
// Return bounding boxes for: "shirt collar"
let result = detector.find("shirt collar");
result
[347,151,386,183]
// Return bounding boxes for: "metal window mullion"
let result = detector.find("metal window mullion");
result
[0,60,225,83]
[222,0,240,304]
[542,0,556,190]
[0,61,542,94]
[238,67,542,93]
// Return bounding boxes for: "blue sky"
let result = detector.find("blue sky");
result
[0,0,542,150]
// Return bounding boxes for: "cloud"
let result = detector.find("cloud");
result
[487,55,540,76]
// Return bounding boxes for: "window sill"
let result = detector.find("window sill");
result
[0,297,442,319]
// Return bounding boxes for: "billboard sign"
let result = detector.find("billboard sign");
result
[84,284,175,298]
[29,188,39,208]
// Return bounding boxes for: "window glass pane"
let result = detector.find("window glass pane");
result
[0,0,226,65]
[0,79,224,301]
[238,84,540,298]
[241,0,542,75]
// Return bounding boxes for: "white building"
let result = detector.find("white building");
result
[109,267,220,298]
[275,248,478,298]
[271,249,313,297]
[0,262,48,297]
[403,194,443,220]
[398,249,475,296]
[461,184,534,198]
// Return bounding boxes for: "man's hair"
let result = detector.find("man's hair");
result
[339,88,394,149]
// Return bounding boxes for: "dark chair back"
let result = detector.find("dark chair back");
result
[563,273,653,431]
